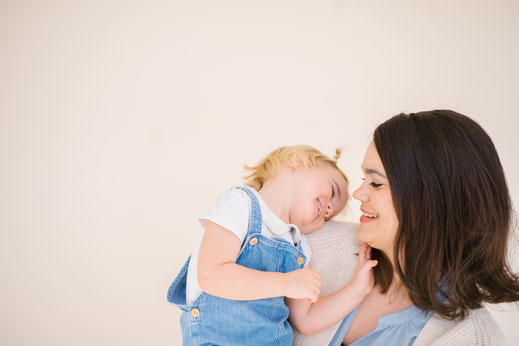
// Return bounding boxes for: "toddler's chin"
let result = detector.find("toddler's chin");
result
[299,225,318,235]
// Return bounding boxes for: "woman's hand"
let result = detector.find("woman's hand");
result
[351,243,378,298]
[284,267,322,303]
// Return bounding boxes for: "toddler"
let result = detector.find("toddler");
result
[167,145,377,345]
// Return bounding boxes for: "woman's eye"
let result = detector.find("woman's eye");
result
[362,178,382,188]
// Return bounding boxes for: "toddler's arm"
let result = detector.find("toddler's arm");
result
[198,221,322,301]
[286,243,377,335]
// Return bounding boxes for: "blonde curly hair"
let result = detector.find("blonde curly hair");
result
[243,145,347,191]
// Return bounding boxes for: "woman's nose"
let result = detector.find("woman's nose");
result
[352,184,367,201]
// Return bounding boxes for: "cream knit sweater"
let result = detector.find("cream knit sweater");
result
[293,221,505,346]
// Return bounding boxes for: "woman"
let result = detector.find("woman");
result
[293,110,519,345]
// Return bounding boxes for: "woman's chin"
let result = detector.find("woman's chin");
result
[356,225,372,243]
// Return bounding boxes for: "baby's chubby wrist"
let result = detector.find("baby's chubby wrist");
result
[282,270,301,298]
[282,270,299,298]
[281,271,290,296]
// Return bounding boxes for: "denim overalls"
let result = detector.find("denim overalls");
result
[167,187,307,346]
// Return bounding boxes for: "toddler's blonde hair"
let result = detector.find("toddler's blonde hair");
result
[243,145,348,191]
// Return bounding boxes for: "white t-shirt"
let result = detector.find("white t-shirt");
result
[185,187,312,305]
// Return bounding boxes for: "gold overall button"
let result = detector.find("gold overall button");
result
[190,308,200,318]
[249,238,258,246]
[297,257,304,266]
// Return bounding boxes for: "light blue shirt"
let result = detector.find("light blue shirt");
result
[328,304,433,346]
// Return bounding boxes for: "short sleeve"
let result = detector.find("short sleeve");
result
[199,188,251,243]
[299,235,312,266]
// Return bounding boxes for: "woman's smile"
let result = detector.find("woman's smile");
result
[360,208,378,223]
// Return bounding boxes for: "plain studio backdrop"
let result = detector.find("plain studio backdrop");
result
[1,0,519,345]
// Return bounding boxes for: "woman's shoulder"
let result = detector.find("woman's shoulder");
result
[293,221,361,346]
[303,221,360,282]
[304,221,360,252]
[413,307,505,346]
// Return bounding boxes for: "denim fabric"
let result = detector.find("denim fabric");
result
[167,187,307,346]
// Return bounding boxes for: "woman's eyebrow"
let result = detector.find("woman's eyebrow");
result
[361,165,388,180]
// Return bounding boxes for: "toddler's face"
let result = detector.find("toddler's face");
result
[289,163,348,234]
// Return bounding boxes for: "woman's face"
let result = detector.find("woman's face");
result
[352,141,399,256]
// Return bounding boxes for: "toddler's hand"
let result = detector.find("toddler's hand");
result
[284,267,321,303]
[351,243,378,298]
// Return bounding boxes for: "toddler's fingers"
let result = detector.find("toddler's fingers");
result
[359,259,378,273]
[358,243,369,264]
[365,259,378,270]
[310,277,321,290]
[314,278,321,291]
[311,289,320,303]
[311,269,321,281]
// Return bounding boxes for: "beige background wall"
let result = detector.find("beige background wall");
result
[1,0,518,345]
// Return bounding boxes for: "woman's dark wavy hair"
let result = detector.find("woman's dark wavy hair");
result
[371,110,519,319]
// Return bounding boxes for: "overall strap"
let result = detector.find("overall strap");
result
[235,187,262,238]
